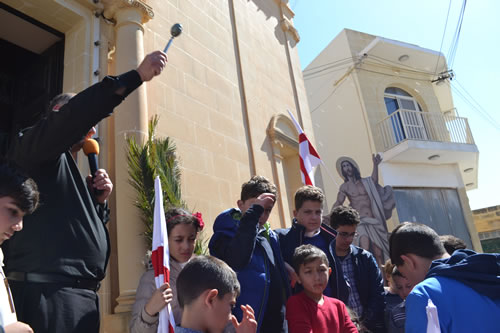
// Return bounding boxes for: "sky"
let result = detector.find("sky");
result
[291,0,500,210]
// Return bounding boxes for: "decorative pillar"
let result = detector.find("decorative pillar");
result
[102,0,154,314]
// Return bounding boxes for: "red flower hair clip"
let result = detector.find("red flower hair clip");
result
[193,212,204,230]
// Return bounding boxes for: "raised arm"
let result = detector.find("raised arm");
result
[211,205,262,270]
[8,51,166,167]
[371,154,382,185]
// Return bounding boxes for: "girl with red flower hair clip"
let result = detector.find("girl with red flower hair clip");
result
[130,207,204,333]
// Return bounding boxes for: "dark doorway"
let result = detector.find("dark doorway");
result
[393,187,473,248]
[0,3,64,134]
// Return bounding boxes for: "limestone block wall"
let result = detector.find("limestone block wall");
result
[143,0,311,230]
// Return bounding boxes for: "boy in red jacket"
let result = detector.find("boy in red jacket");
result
[286,244,358,333]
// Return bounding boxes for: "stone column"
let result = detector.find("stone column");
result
[102,0,154,315]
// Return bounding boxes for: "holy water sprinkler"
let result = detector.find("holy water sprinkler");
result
[163,23,183,53]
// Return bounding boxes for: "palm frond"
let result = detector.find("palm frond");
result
[126,115,185,248]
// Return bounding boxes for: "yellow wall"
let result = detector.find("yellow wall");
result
[473,205,500,233]
[4,0,313,331]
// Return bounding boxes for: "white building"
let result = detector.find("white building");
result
[305,29,480,250]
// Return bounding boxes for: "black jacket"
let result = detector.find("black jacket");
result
[275,220,339,294]
[330,242,386,333]
[3,70,142,281]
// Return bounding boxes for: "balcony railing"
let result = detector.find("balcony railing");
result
[377,109,475,151]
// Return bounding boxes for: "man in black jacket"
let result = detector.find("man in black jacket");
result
[2,50,166,333]
[329,205,385,333]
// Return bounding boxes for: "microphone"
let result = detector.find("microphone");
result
[83,138,103,196]
[163,23,183,53]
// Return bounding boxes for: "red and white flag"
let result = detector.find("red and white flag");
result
[151,176,175,333]
[287,110,322,186]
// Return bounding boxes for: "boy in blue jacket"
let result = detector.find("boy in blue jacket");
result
[390,222,500,333]
[209,176,290,333]
[275,185,338,297]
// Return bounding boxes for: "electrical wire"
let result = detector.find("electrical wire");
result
[304,64,353,80]
[447,0,467,68]
[366,54,436,75]
[363,59,435,77]
[450,79,500,131]
[310,73,350,113]
[356,67,432,82]
[303,57,355,73]
[433,0,452,76]
[303,59,355,77]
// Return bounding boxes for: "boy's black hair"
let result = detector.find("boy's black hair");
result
[165,207,203,235]
[329,205,360,229]
[177,256,240,308]
[292,244,329,274]
[0,160,39,214]
[439,234,467,255]
[294,185,324,211]
[389,222,446,266]
[240,175,277,202]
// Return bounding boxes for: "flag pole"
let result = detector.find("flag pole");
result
[319,160,341,188]
[287,109,341,189]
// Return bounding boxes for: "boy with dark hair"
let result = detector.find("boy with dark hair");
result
[390,222,500,333]
[386,267,415,333]
[439,234,467,255]
[329,206,385,333]
[0,161,39,333]
[209,176,290,333]
[286,244,357,333]
[176,256,256,333]
[276,186,337,296]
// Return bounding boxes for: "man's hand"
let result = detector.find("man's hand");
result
[231,305,257,333]
[4,321,34,333]
[137,51,167,82]
[372,153,382,166]
[144,282,173,316]
[86,169,113,204]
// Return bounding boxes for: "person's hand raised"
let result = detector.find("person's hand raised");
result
[231,305,257,333]
[137,51,167,82]
[254,193,275,209]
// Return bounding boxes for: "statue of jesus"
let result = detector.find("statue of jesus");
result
[332,154,395,266]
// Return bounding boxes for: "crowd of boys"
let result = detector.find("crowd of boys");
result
[1,50,498,333]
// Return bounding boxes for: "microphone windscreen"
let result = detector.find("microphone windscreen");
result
[83,138,99,156]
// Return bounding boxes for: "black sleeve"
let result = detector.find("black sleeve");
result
[8,70,142,166]
[363,254,386,333]
[211,205,263,270]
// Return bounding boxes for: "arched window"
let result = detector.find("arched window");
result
[384,87,427,143]
[267,114,302,227]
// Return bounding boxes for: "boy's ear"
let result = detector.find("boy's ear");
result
[204,289,219,308]
[400,254,415,271]
[293,209,298,218]
[236,200,244,211]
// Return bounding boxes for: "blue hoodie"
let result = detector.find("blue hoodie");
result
[405,250,500,333]
[208,205,290,333]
